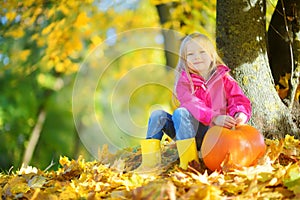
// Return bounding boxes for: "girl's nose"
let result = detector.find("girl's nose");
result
[195,54,202,60]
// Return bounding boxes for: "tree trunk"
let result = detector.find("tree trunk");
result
[156,3,180,69]
[22,108,46,166]
[216,0,299,138]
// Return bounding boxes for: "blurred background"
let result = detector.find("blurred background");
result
[0,0,277,170]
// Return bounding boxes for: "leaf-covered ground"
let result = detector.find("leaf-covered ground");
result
[1,135,300,200]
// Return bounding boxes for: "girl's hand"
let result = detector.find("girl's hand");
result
[234,112,247,125]
[213,115,236,129]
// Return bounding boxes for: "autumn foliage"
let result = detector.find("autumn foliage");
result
[1,135,300,199]
[1,1,300,199]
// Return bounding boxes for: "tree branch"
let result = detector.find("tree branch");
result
[281,0,298,109]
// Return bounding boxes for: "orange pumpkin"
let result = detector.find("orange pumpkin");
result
[201,125,266,171]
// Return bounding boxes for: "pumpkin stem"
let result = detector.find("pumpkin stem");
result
[231,126,236,130]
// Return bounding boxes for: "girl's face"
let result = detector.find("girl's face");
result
[186,40,212,78]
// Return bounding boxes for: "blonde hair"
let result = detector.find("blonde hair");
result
[174,33,224,96]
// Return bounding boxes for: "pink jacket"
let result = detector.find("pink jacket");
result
[176,65,251,126]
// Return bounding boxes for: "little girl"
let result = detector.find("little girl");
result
[136,33,251,172]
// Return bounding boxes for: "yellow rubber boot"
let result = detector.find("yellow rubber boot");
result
[135,139,161,173]
[176,138,199,170]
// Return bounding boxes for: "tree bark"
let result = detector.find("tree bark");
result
[216,0,299,137]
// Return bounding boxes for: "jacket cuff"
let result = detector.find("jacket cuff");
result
[230,106,251,122]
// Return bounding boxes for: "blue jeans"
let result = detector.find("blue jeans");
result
[146,107,209,150]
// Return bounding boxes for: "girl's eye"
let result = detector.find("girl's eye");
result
[187,53,194,56]
[200,51,206,54]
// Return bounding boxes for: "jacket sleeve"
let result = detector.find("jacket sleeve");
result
[223,74,252,122]
[176,74,218,125]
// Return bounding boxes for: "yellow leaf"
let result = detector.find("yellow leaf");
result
[84,0,94,3]
[59,4,70,16]
[37,37,45,47]
[284,164,300,194]
[276,73,300,100]
[150,0,179,5]
[6,11,17,22]
[296,84,300,101]
[59,186,79,200]
[31,33,39,41]
[278,73,290,88]
[63,58,72,69]
[33,7,43,17]
[55,62,65,73]
[69,37,83,51]
[3,176,30,195]
[74,12,90,27]
[23,0,36,7]
[47,7,56,18]
[5,27,25,38]
[59,156,71,166]
[10,182,31,194]
[42,23,56,35]
[91,35,102,46]
[278,87,289,99]
[20,49,31,61]
[68,63,79,73]
[66,0,79,9]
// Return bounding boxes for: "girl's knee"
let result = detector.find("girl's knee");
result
[147,110,170,140]
[149,110,167,121]
[172,107,190,120]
